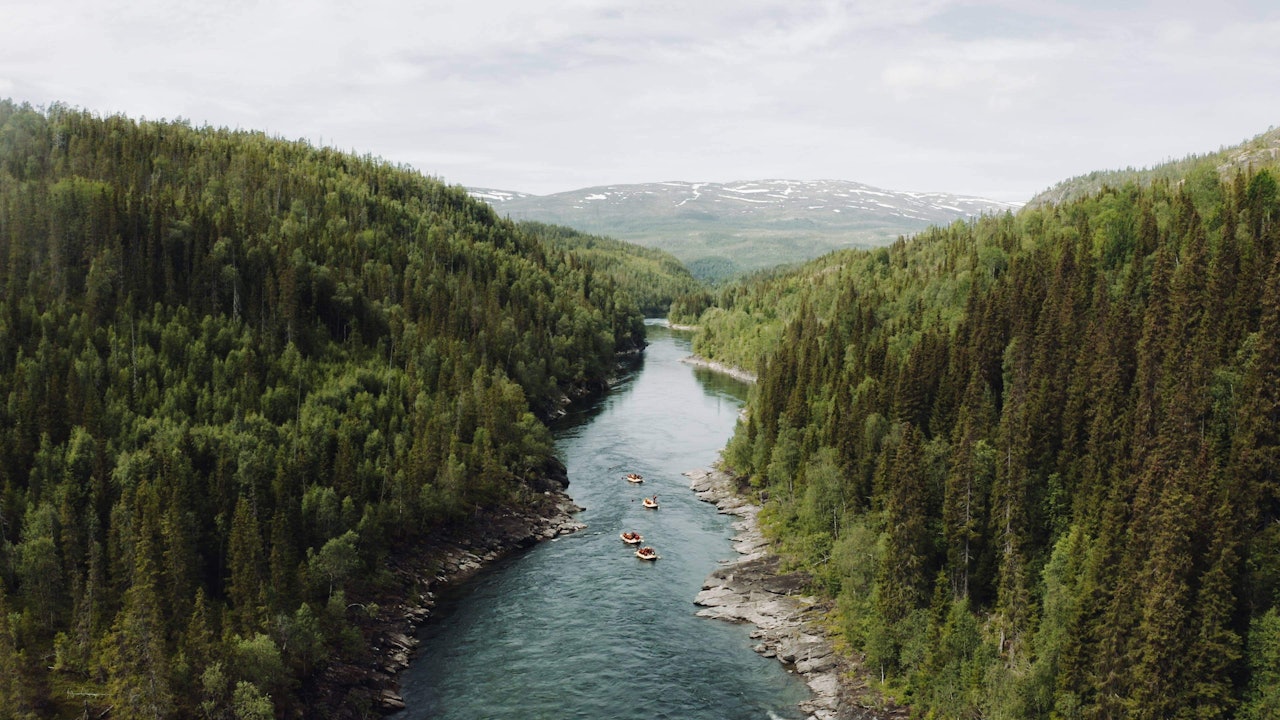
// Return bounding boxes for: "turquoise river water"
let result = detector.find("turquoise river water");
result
[389,320,811,719]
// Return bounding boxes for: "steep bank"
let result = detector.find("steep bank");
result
[687,467,905,720]
[309,488,586,715]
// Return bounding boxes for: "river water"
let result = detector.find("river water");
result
[390,320,810,719]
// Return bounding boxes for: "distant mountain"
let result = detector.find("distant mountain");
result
[471,180,1019,281]
[1028,126,1280,207]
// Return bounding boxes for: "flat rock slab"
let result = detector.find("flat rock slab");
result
[685,467,907,720]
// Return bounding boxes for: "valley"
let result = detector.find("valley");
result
[473,179,1019,280]
[1,97,1279,720]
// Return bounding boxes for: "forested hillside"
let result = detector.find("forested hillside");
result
[1030,126,1280,208]
[0,100,646,717]
[516,221,701,316]
[694,166,1280,717]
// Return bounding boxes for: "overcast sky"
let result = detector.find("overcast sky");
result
[2,1,1277,202]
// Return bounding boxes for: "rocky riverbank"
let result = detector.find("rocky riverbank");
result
[686,467,906,720]
[308,487,586,716]
[680,355,757,384]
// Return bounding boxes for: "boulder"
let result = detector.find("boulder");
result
[379,689,406,711]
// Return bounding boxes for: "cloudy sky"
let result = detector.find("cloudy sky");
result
[1,1,1277,202]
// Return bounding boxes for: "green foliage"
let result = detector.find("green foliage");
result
[232,681,275,720]
[912,597,993,717]
[0,586,44,718]
[308,530,360,597]
[0,100,647,715]
[667,289,715,326]
[228,634,285,698]
[711,170,1280,717]
[517,221,702,317]
[15,502,62,630]
[1028,126,1280,208]
[688,217,996,374]
[1241,609,1280,719]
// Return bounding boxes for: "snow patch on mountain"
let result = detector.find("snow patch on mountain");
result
[469,179,1018,225]
[468,188,531,203]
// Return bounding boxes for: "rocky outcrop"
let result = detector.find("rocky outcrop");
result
[687,467,906,720]
[309,490,586,716]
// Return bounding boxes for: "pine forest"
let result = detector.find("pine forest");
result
[4,94,1280,720]
[688,162,1280,718]
[0,100,662,717]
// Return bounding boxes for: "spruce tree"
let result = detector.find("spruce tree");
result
[102,531,175,720]
[877,424,932,620]
[226,497,266,635]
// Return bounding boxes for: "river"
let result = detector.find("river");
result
[389,320,811,719]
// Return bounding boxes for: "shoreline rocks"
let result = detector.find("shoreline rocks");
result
[310,490,586,716]
[680,354,758,384]
[686,467,905,720]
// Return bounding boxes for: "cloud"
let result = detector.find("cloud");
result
[1156,20,1195,45]
[881,38,1075,103]
[1,0,1277,200]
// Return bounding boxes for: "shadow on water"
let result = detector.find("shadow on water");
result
[551,352,645,435]
[691,365,752,403]
[389,319,808,720]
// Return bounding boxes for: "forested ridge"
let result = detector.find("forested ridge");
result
[693,163,1280,717]
[0,100,649,717]
[516,220,702,316]
[1029,126,1280,208]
